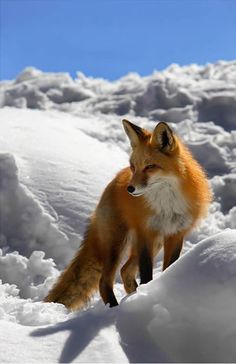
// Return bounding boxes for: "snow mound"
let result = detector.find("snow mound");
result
[117,229,236,363]
[0,249,58,301]
[0,153,71,266]
[0,279,69,326]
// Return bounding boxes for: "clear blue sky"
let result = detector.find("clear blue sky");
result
[1,0,236,81]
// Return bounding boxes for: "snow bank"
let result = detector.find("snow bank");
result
[117,229,236,363]
[0,109,128,257]
[0,153,71,266]
[1,61,236,131]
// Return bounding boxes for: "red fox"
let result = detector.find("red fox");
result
[44,120,212,310]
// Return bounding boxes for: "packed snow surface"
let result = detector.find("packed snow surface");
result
[0,61,236,362]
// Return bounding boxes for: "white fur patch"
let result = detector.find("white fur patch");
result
[144,175,192,236]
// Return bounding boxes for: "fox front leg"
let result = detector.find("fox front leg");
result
[135,232,154,285]
[163,233,184,271]
[139,244,153,284]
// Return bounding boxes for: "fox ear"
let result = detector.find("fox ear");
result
[122,119,146,148]
[151,122,175,152]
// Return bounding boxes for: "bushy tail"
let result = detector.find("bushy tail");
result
[44,239,102,310]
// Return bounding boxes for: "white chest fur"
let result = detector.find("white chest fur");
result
[144,176,192,236]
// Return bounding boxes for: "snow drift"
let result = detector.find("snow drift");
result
[118,229,236,363]
[0,60,236,362]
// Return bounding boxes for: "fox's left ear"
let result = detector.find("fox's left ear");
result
[151,122,176,152]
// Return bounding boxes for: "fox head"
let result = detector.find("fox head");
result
[122,119,181,196]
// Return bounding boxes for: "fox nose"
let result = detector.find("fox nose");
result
[127,185,135,194]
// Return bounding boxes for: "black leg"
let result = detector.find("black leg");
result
[139,245,153,284]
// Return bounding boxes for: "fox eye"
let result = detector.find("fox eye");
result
[130,163,135,172]
[144,164,158,171]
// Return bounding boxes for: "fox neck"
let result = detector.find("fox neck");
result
[144,175,192,236]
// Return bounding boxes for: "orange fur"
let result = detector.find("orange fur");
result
[44,120,212,310]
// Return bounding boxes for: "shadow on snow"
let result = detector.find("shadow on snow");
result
[30,300,169,363]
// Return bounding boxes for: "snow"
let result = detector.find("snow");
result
[118,230,236,363]
[0,61,236,362]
